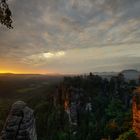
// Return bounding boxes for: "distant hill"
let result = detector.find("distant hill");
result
[0,70,139,81]
[121,69,140,80]
[93,69,140,81]
[94,72,118,76]
[93,72,118,80]
[0,73,63,79]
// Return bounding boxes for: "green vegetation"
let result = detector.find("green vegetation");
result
[0,73,139,140]
[116,130,138,140]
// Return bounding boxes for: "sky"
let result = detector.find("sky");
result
[0,0,140,74]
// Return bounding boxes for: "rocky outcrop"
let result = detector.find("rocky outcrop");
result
[55,85,92,126]
[0,101,37,140]
[133,87,140,138]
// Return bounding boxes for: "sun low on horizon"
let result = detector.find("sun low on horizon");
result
[0,0,140,74]
[0,68,55,75]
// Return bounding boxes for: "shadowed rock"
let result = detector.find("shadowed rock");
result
[0,101,37,140]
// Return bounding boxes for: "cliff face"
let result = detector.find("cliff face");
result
[0,101,37,140]
[133,88,140,138]
[55,85,92,127]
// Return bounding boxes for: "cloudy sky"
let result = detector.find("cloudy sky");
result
[0,0,140,74]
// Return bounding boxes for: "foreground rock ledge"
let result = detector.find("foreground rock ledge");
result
[0,101,37,140]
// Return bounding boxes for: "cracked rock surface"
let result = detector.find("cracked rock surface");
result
[0,101,37,140]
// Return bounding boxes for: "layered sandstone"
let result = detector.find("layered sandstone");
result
[133,87,140,138]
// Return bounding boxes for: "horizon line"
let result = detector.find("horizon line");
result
[0,69,139,76]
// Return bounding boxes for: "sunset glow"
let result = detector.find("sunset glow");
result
[0,70,17,74]
[0,0,140,74]
[0,0,140,139]
[0,69,53,74]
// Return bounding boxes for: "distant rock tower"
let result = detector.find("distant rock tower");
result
[0,101,37,140]
[133,87,140,138]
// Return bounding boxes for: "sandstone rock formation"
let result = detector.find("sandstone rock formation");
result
[133,87,140,138]
[0,101,37,140]
[56,85,92,127]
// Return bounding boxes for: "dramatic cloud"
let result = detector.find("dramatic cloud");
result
[0,0,140,74]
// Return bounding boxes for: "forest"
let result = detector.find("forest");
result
[0,73,139,140]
